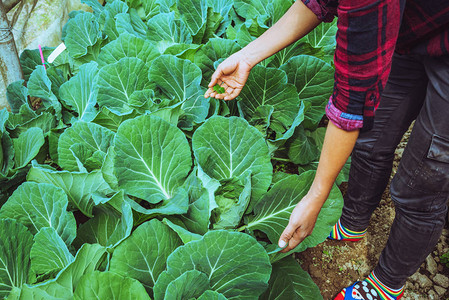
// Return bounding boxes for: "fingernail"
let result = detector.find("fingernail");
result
[279,240,287,248]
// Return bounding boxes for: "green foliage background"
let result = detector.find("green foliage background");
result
[0,0,347,299]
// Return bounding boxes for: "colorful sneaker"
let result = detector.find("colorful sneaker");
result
[334,272,404,300]
[328,219,367,241]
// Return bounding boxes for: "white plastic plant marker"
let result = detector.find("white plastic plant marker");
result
[48,43,67,63]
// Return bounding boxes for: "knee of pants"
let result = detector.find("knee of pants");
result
[391,171,448,209]
[352,142,396,174]
[391,171,448,231]
[413,134,449,192]
[391,131,449,200]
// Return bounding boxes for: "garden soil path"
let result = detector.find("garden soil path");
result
[297,127,449,299]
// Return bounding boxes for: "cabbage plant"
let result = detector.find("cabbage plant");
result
[0,0,346,299]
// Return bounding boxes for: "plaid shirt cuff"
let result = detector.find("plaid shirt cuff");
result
[325,97,363,131]
[301,0,335,22]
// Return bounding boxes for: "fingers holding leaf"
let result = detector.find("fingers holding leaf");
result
[204,51,253,100]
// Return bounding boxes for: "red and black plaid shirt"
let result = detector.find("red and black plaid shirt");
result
[302,0,449,131]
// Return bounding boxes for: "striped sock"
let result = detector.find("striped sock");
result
[364,271,404,300]
[328,219,367,241]
[334,272,404,300]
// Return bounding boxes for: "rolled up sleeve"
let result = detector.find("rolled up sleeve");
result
[325,97,363,130]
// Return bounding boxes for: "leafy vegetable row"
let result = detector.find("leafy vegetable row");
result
[0,0,346,299]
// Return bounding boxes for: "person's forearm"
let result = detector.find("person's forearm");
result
[308,121,359,205]
[241,1,321,67]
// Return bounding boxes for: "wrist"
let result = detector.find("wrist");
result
[306,181,332,204]
[301,192,325,213]
[238,46,263,68]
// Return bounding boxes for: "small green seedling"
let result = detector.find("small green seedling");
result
[213,84,226,94]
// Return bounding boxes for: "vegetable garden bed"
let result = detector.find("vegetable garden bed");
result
[0,0,349,298]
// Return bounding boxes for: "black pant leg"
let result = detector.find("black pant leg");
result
[375,55,449,289]
[341,53,428,231]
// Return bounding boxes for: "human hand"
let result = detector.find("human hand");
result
[278,194,323,253]
[204,51,254,101]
